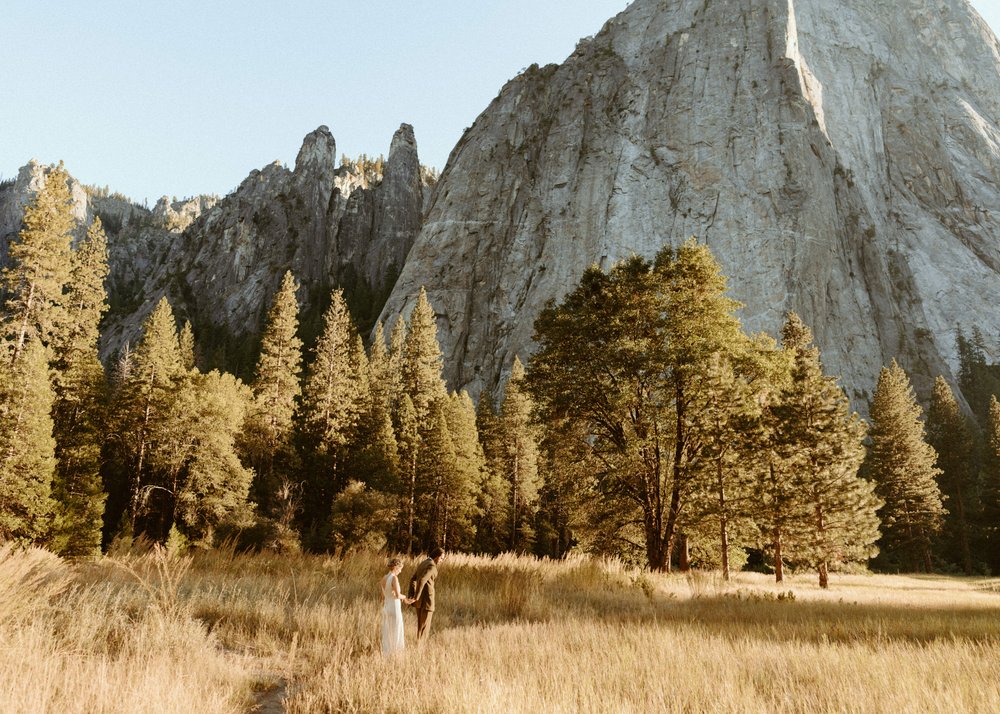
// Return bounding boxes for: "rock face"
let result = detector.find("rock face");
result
[379,0,1000,406]
[1,124,427,375]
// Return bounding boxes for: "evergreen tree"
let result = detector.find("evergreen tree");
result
[113,297,184,534]
[1,164,74,362]
[497,358,541,552]
[171,370,255,546]
[401,287,446,425]
[773,331,878,588]
[442,391,486,550]
[178,321,196,371]
[926,376,976,573]
[395,393,421,553]
[533,417,596,559]
[684,353,759,580]
[983,396,1000,574]
[0,337,57,542]
[865,361,945,573]
[957,328,1000,427]
[244,271,303,515]
[474,392,510,554]
[417,398,459,549]
[49,217,110,555]
[299,290,367,537]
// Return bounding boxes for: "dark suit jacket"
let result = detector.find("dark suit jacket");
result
[407,557,438,612]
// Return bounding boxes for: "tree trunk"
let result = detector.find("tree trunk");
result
[818,560,829,589]
[406,455,416,556]
[954,483,973,575]
[678,534,691,572]
[773,528,784,583]
[718,460,730,581]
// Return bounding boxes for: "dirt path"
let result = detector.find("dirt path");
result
[251,678,287,714]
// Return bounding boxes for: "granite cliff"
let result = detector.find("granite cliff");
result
[379,0,1000,405]
[1,124,427,374]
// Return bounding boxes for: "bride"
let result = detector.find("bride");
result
[380,557,413,656]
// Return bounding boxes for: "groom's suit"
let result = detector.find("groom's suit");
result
[408,556,438,640]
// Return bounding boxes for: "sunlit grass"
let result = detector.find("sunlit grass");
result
[1,543,998,713]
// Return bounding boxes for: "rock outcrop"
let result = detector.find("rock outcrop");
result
[0,124,427,375]
[379,0,1000,406]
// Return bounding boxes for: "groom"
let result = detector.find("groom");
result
[408,547,445,642]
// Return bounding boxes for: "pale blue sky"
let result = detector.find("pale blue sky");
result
[2,0,998,205]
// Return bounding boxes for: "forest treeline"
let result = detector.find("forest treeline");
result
[1,169,999,584]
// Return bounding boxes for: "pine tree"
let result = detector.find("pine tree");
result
[983,396,1000,574]
[113,297,184,534]
[685,353,759,580]
[171,371,255,546]
[865,361,945,573]
[178,321,196,372]
[401,287,446,425]
[299,290,367,535]
[474,392,510,554]
[49,217,110,555]
[1,163,74,363]
[443,390,486,550]
[773,336,878,588]
[395,393,421,554]
[926,376,976,574]
[245,271,303,514]
[0,337,57,542]
[497,358,541,552]
[418,398,459,549]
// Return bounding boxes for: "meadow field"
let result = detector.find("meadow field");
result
[1,543,998,714]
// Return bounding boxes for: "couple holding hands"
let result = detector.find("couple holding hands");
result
[379,547,445,656]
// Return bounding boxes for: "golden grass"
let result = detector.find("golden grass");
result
[1,544,998,713]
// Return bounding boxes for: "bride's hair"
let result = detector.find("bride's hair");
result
[387,557,403,570]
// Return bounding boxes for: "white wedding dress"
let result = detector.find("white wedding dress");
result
[381,574,405,656]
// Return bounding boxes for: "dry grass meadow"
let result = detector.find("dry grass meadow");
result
[1,543,998,713]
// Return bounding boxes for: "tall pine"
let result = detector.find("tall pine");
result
[49,217,110,555]
[497,358,541,552]
[926,376,975,574]
[865,361,945,573]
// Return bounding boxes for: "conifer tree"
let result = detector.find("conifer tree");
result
[1,164,74,363]
[865,361,945,573]
[178,321,196,372]
[685,353,759,580]
[245,271,303,514]
[49,217,110,555]
[418,398,459,549]
[171,370,255,545]
[114,297,184,533]
[926,376,976,574]
[442,391,485,550]
[299,290,367,534]
[474,392,510,554]
[983,396,1000,573]
[497,358,541,552]
[0,337,57,542]
[773,332,878,588]
[401,287,446,425]
[395,393,421,553]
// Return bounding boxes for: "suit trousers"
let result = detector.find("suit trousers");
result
[416,607,433,641]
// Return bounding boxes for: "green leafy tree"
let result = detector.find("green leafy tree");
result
[330,480,392,556]
[865,361,945,573]
[0,338,57,542]
[49,218,110,555]
[926,376,976,574]
[528,240,750,571]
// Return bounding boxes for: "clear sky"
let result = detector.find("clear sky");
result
[2,0,998,205]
